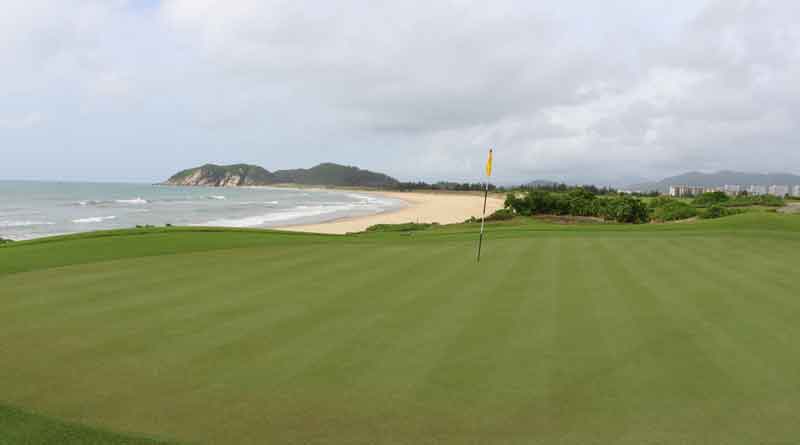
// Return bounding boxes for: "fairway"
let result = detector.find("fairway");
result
[2,214,800,444]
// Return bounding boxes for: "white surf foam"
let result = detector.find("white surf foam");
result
[115,197,148,205]
[235,200,279,206]
[207,195,226,200]
[72,216,117,224]
[3,232,74,241]
[345,193,395,207]
[0,220,56,228]
[194,204,355,228]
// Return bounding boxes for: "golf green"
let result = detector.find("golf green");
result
[2,213,799,444]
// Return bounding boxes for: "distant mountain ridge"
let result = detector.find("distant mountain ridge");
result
[629,171,800,192]
[165,162,398,188]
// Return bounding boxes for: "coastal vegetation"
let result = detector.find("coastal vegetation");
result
[1,213,800,444]
[503,188,786,224]
[504,189,650,223]
[647,196,697,221]
[365,222,438,232]
[700,204,743,219]
[388,181,500,192]
[0,237,12,245]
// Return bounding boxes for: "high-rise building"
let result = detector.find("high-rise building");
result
[769,185,790,197]
[669,185,707,197]
[793,185,800,197]
[748,185,767,196]
[722,184,741,196]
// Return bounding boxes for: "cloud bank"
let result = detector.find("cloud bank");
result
[1,0,799,184]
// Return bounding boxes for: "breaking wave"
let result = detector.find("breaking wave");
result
[72,216,117,224]
[0,220,56,228]
[75,197,149,206]
[194,204,358,228]
[115,197,148,205]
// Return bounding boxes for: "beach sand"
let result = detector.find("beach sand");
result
[278,191,504,234]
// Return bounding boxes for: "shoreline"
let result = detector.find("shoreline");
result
[277,190,504,234]
[1,183,505,240]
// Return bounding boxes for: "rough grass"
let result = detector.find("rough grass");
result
[2,214,800,444]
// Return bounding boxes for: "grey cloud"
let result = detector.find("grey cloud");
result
[1,0,799,184]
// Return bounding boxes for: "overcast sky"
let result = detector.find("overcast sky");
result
[1,0,799,185]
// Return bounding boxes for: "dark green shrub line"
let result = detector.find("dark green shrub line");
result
[505,188,786,224]
[648,197,697,222]
[505,189,649,224]
[700,204,744,219]
[365,222,439,232]
[464,208,515,223]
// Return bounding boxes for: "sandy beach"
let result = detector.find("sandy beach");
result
[278,191,504,234]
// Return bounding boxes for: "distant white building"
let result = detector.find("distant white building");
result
[748,185,768,196]
[793,185,800,197]
[669,185,707,197]
[769,185,790,197]
[722,184,742,196]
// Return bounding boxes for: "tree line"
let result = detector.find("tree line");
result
[387,181,501,192]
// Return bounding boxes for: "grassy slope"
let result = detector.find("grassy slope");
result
[1,213,800,444]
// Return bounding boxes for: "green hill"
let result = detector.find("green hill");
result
[272,162,399,187]
[2,213,800,444]
[165,162,398,187]
[165,163,275,187]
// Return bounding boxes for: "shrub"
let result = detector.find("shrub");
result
[485,208,514,221]
[603,196,650,224]
[648,195,678,209]
[366,222,438,232]
[565,188,599,216]
[505,189,650,223]
[504,193,529,215]
[693,191,730,206]
[651,199,698,222]
[0,237,13,245]
[526,190,563,215]
[700,204,742,219]
[727,194,785,207]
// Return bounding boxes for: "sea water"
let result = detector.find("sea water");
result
[0,181,404,240]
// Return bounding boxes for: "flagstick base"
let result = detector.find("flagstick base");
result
[476,180,489,263]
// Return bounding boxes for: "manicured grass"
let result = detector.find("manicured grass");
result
[2,213,800,443]
[0,403,176,445]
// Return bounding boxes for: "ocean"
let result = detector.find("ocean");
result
[0,181,404,240]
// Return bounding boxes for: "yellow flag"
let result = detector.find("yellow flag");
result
[485,148,493,177]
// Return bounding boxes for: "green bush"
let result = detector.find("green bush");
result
[603,195,650,224]
[505,189,650,223]
[651,199,698,222]
[727,194,785,207]
[693,191,730,207]
[485,208,514,221]
[647,195,678,209]
[700,204,742,219]
[0,237,13,245]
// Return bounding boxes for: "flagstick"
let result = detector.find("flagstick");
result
[476,180,489,262]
